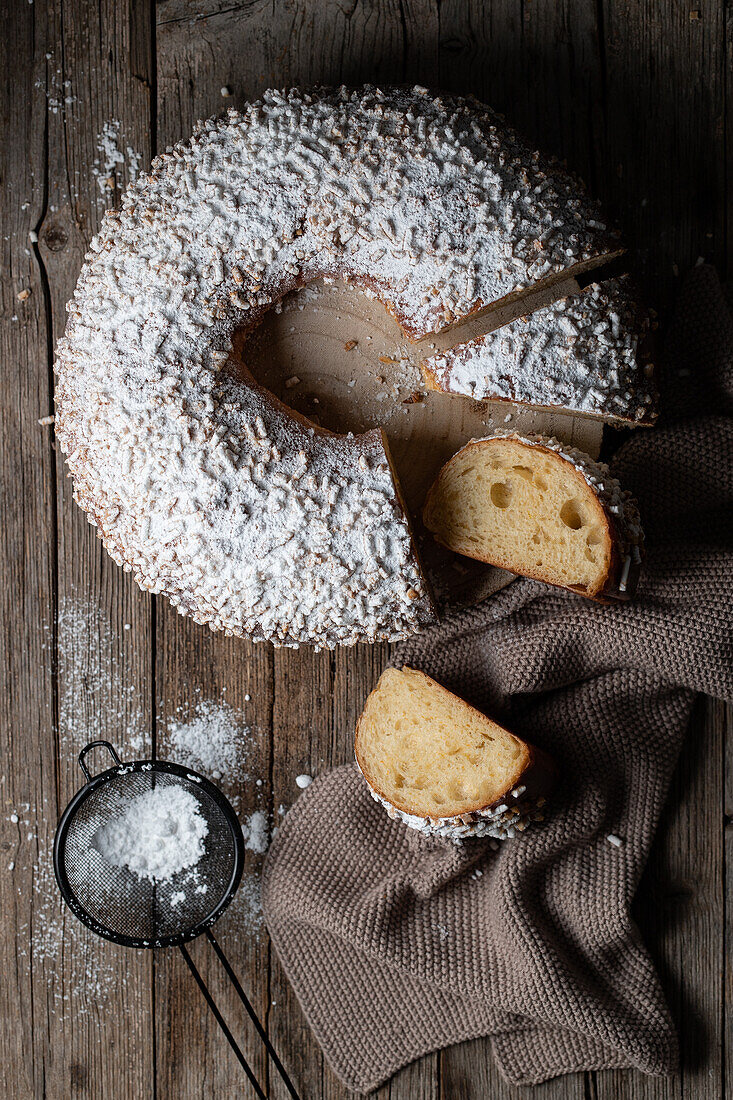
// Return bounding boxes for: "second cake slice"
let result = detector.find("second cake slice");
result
[421,278,658,429]
[423,432,644,600]
[355,666,554,840]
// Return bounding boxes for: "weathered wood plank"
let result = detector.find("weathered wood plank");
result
[442,1044,587,1100]
[437,0,603,186]
[33,0,156,1097]
[600,0,728,310]
[152,621,275,1098]
[727,2,733,285]
[0,4,57,1097]
[154,12,276,1097]
[591,3,730,1096]
[269,645,339,1100]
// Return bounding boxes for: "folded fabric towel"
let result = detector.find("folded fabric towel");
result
[263,265,733,1092]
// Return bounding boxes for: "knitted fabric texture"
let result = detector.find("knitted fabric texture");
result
[262,265,733,1092]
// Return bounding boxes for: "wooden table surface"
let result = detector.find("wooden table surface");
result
[1,1,731,1097]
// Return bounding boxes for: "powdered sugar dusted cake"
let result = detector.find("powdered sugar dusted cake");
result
[423,278,657,427]
[54,85,621,647]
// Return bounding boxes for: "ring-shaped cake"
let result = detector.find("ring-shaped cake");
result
[55,85,626,647]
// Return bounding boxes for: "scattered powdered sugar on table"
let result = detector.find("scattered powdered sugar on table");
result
[226,872,264,938]
[8,594,150,1016]
[9,623,276,1014]
[35,70,76,118]
[92,785,208,881]
[20,825,132,1014]
[54,598,150,757]
[242,809,269,854]
[164,698,272,854]
[92,120,143,196]
[8,649,301,1016]
[167,700,251,786]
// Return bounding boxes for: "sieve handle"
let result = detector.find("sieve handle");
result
[78,740,122,782]
[206,930,302,1100]
[179,943,267,1099]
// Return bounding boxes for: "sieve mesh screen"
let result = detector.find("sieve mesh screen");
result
[56,763,242,947]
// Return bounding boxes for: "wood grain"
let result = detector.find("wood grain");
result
[0,4,57,1097]
[43,1,157,1097]
[0,0,730,1097]
[155,13,277,1098]
[1,0,157,1097]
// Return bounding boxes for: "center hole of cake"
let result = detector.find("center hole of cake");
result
[226,276,517,590]
[231,277,424,438]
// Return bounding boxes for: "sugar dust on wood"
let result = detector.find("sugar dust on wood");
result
[166,699,252,787]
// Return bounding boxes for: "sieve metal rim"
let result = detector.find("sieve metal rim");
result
[53,752,245,949]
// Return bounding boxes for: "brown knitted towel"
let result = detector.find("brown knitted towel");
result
[262,265,733,1092]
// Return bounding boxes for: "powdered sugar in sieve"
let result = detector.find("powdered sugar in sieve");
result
[53,740,301,1100]
[91,785,209,882]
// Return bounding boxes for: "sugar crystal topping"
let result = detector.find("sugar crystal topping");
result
[427,278,657,426]
[54,85,616,647]
[358,764,546,842]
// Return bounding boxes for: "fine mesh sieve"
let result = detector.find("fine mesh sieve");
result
[53,741,300,1100]
[55,749,242,947]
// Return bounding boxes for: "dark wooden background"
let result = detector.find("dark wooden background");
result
[1,1,731,1097]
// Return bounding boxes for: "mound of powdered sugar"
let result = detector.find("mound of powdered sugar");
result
[92,785,208,881]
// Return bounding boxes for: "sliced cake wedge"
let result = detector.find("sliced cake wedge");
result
[421,278,658,429]
[355,666,555,840]
[422,432,644,600]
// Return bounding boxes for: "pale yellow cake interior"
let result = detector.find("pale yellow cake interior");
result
[423,438,612,595]
[355,667,528,818]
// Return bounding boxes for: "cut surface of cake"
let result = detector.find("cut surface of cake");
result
[422,433,643,600]
[354,666,554,839]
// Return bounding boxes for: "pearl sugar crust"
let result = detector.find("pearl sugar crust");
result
[55,85,616,647]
